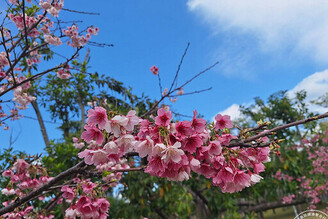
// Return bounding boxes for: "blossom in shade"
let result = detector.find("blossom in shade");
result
[82,181,97,195]
[76,196,99,218]
[61,185,75,200]
[214,114,233,130]
[56,66,71,79]
[208,140,222,155]
[161,142,184,163]
[104,141,119,155]
[134,136,154,158]
[125,110,139,131]
[90,149,109,165]
[81,125,104,145]
[104,115,128,137]
[97,198,110,213]
[13,159,30,174]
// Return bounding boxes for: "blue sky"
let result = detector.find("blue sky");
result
[1,0,328,154]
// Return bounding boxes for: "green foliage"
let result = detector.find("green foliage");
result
[42,141,79,175]
[117,171,194,219]
[36,56,153,139]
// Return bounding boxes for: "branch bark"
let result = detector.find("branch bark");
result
[242,199,306,213]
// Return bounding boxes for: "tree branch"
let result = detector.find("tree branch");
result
[229,112,328,147]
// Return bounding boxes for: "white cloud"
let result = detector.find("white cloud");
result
[218,104,241,121]
[288,70,328,113]
[218,70,328,119]
[187,0,328,62]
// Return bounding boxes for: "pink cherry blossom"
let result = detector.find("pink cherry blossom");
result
[155,108,172,127]
[82,181,97,194]
[81,125,104,145]
[191,110,206,133]
[161,142,185,163]
[134,136,154,158]
[86,107,108,130]
[177,87,184,95]
[150,65,159,75]
[175,121,193,137]
[104,115,128,137]
[183,135,203,153]
[125,110,139,131]
[214,114,233,130]
[61,185,75,200]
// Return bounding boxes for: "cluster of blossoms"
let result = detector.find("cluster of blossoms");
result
[0,52,10,68]
[39,0,64,17]
[1,159,54,218]
[65,196,110,219]
[8,13,38,34]
[79,106,272,193]
[276,130,328,212]
[1,0,98,129]
[9,0,32,5]
[273,170,294,182]
[1,72,36,129]
[282,194,295,204]
[63,25,99,48]
[302,133,328,210]
[26,43,42,66]
[150,65,159,75]
[61,179,110,219]
[57,65,71,79]
[12,76,36,110]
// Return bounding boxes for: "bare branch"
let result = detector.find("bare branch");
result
[169,42,190,92]
[61,8,100,15]
[229,112,328,147]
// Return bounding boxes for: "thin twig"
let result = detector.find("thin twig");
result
[169,87,212,97]
[229,112,328,147]
[61,8,100,15]
[180,61,219,88]
[169,42,190,92]
[0,48,81,97]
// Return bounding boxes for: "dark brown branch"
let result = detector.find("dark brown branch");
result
[87,41,114,47]
[61,8,100,15]
[243,199,306,213]
[83,166,146,178]
[45,192,63,214]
